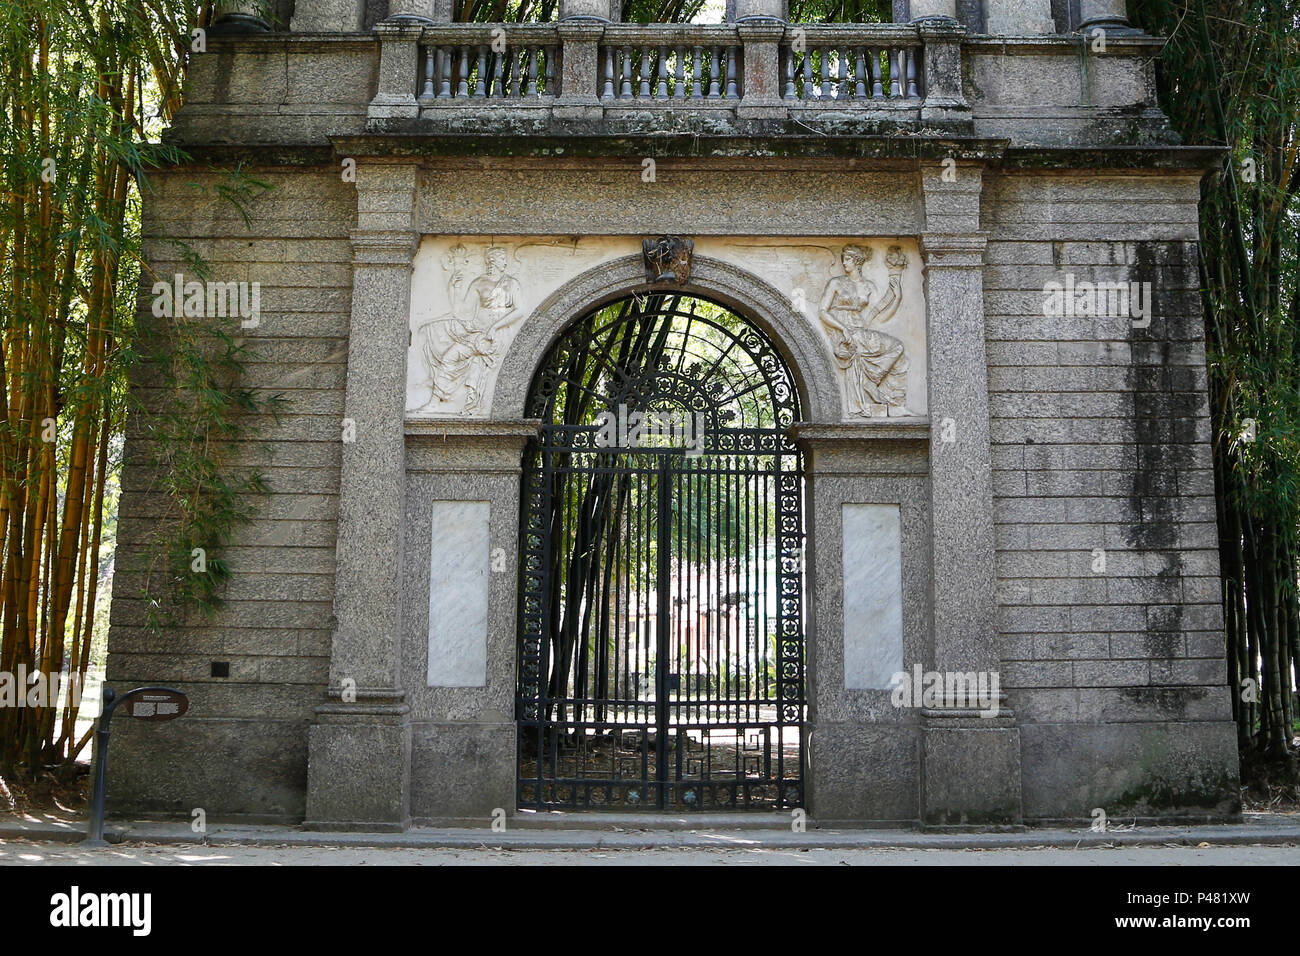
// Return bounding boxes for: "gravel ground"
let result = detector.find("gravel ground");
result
[1,840,1297,865]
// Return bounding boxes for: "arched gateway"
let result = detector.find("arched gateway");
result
[108,0,1244,829]
[517,293,806,810]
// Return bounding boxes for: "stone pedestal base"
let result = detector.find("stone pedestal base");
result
[737,100,787,121]
[809,722,921,825]
[411,722,516,824]
[305,696,412,831]
[553,97,604,121]
[921,712,1022,827]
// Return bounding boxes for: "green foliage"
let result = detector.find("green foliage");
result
[0,0,283,770]
[127,169,285,631]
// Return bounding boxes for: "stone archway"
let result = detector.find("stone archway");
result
[491,253,843,425]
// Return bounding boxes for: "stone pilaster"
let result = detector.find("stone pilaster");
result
[305,163,419,831]
[290,0,366,32]
[737,20,787,119]
[918,162,1022,827]
[985,0,1055,34]
[554,19,605,120]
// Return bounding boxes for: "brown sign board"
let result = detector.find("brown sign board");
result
[122,689,188,721]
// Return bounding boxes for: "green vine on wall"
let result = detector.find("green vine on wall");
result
[128,166,285,633]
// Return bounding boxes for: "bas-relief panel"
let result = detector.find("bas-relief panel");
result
[404,236,929,420]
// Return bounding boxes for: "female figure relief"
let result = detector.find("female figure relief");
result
[818,244,910,416]
[419,245,523,412]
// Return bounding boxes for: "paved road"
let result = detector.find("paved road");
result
[1,840,1297,865]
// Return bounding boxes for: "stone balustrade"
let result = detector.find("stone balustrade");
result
[778,25,923,103]
[376,20,956,123]
[596,25,743,103]
[419,25,560,101]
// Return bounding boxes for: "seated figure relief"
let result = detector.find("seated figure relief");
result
[413,245,524,413]
[818,244,911,417]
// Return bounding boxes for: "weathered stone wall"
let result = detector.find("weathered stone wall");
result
[106,167,355,821]
[983,169,1239,822]
[101,20,1241,826]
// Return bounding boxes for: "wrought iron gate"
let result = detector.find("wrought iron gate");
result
[516,293,806,811]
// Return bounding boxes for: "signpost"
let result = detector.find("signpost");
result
[83,686,188,846]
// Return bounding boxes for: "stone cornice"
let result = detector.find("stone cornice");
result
[963,33,1164,54]
[789,421,931,443]
[999,145,1226,173]
[405,419,542,440]
[154,140,1226,176]
[330,132,1011,162]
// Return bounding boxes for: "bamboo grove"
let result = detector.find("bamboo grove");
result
[1134,1,1300,765]
[0,0,208,774]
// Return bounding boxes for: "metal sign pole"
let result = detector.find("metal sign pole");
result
[83,688,118,846]
[82,685,189,846]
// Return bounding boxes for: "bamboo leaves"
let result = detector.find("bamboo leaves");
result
[0,0,213,773]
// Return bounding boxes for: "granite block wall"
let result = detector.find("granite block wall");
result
[982,169,1239,822]
[105,167,354,822]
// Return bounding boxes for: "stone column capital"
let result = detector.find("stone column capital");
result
[736,19,787,41]
[920,232,988,267]
[556,19,607,40]
[350,229,419,266]
[915,17,966,39]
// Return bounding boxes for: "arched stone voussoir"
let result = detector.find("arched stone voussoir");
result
[490,254,843,423]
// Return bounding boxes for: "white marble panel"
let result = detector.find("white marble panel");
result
[842,503,904,691]
[427,501,491,688]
